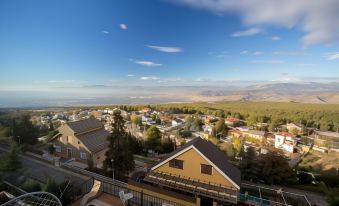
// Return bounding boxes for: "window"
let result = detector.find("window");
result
[201,164,212,175]
[169,159,183,169]
[55,145,61,153]
[80,152,87,160]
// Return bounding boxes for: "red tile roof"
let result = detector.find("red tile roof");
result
[276,132,295,138]
[225,118,240,123]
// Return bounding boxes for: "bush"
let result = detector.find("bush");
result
[22,179,42,192]
[179,130,192,138]
[317,173,339,188]
[297,172,314,184]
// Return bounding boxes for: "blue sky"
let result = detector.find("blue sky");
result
[1,0,339,91]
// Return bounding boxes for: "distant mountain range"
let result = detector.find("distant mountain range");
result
[200,82,339,104]
[2,82,339,108]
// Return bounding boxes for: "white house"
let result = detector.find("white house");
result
[203,124,214,135]
[275,132,296,153]
[172,119,184,127]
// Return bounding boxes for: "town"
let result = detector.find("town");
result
[1,0,339,205]
[0,103,338,206]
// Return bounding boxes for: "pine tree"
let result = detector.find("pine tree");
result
[0,143,21,172]
[103,110,135,179]
[44,177,59,196]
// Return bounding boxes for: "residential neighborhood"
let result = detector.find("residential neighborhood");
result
[2,0,339,205]
[1,104,338,206]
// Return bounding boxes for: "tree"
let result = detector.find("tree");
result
[145,125,162,151]
[220,143,235,159]
[48,144,55,155]
[233,137,242,154]
[0,143,21,172]
[190,118,202,131]
[325,186,339,206]
[49,120,54,131]
[261,151,295,185]
[22,179,42,192]
[44,177,59,196]
[215,119,227,136]
[209,136,219,145]
[130,114,140,126]
[161,137,175,153]
[103,110,135,178]
[12,115,38,145]
[239,147,261,181]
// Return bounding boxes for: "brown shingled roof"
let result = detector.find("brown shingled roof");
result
[77,129,110,153]
[67,118,103,134]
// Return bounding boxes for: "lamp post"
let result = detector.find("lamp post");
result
[111,159,115,183]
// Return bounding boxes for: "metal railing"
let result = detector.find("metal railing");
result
[100,179,185,206]
[61,162,128,188]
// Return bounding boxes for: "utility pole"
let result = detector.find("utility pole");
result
[111,159,115,183]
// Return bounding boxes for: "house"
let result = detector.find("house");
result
[129,137,241,205]
[228,129,242,138]
[286,123,303,134]
[225,118,242,127]
[310,130,339,152]
[172,118,184,127]
[140,107,152,114]
[203,124,214,135]
[275,132,296,153]
[51,118,110,168]
[242,130,267,141]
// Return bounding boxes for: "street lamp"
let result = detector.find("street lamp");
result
[111,159,115,183]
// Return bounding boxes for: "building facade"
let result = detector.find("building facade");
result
[51,118,110,168]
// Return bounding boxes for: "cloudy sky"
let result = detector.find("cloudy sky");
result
[1,0,339,91]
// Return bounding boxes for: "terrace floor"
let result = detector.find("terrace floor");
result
[71,193,138,206]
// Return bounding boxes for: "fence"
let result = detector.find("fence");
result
[100,180,185,206]
[61,162,127,188]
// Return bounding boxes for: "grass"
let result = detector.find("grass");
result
[299,150,339,172]
[134,154,157,164]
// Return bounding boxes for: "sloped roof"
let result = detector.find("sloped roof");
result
[78,128,110,153]
[152,137,241,188]
[276,132,295,138]
[244,130,266,136]
[67,118,103,134]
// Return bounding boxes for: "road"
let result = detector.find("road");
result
[0,146,88,186]
[242,181,327,206]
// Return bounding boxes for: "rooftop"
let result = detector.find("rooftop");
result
[67,118,103,134]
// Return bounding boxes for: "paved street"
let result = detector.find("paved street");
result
[0,147,89,186]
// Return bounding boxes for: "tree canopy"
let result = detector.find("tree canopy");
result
[103,110,135,178]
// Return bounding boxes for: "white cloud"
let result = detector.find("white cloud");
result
[271,36,281,41]
[253,60,284,64]
[272,51,308,56]
[252,51,263,55]
[119,23,128,30]
[158,77,183,83]
[102,30,109,34]
[127,74,135,77]
[241,50,248,54]
[134,60,162,67]
[48,80,75,84]
[140,76,160,80]
[231,28,262,37]
[295,63,315,67]
[170,0,339,45]
[146,45,183,53]
[326,52,339,60]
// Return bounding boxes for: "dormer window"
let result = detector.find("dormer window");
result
[201,164,212,175]
[169,159,183,169]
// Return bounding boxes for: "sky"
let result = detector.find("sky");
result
[1,0,339,91]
